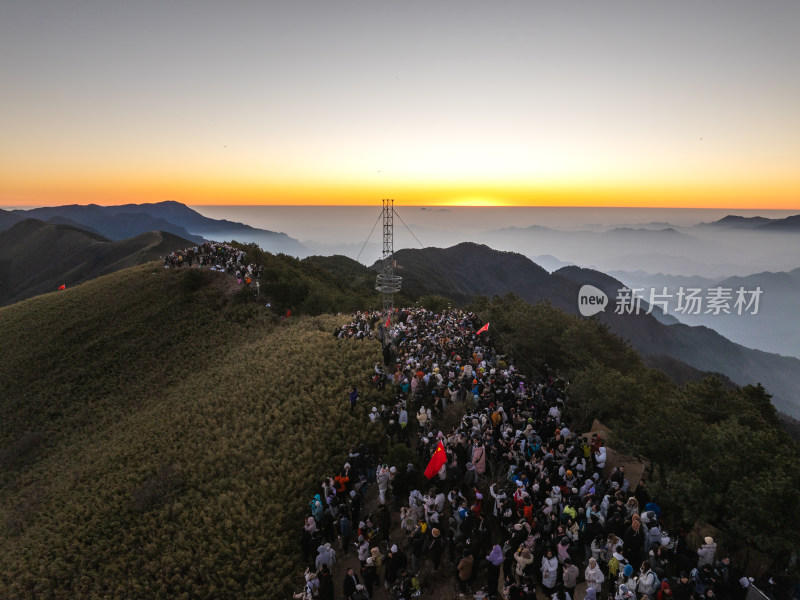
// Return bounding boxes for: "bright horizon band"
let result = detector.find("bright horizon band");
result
[2,180,798,210]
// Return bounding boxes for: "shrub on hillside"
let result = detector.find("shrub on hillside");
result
[129,464,183,514]
[0,431,45,470]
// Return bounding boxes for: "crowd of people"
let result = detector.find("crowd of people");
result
[293,307,778,600]
[163,241,262,286]
[334,312,380,341]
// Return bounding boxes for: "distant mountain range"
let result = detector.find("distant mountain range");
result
[0,201,307,255]
[609,268,800,359]
[697,214,800,231]
[0,219,192,306]
[384,242,800,418]
[3,204,799,415]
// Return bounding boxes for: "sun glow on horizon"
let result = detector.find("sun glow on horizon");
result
[2,179,799,210]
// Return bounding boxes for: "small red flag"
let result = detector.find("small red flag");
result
[424,441,447,479]
[476,322,489,334]
[57,284,66,291]
[385,315,391,328]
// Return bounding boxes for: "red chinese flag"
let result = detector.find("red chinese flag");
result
[476,322,489,334]
[424,441,447,479]
[57,284,66,291]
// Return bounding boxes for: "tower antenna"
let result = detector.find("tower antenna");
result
[375,198,402,318]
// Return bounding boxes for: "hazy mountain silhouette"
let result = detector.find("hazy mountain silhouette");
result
[386,242,576,309]
[695,214,800,232]
[757,214,800,232]
[0,219,192,306]
[554,264,800,416]
[0,209,24,231]
[104,201,307,254]
[386,242,800,417]
[6,201,308,255]
[6,204,203,243]
[43,215,105,235]
[607,268,800,359]
[696,215,775,229]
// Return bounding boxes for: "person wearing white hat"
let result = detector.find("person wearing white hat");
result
[697,536,717,567]
[362,556,378,597]
[585,557,605,593]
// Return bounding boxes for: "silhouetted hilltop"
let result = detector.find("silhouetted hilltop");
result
[757,214,800,232]
[0,208,24,230]
[696,213,800,231]
[385,242,575,309]
[0,219,192,305]
[697,215,775,229]
[5,201,308,255]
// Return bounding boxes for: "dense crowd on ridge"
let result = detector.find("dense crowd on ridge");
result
[156,243,790,600]
[163,242,262,287]
[295,307,776,600]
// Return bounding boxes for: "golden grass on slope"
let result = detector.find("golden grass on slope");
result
[0,264,388,598]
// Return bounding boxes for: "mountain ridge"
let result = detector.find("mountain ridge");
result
[4,201,308,255]
[385,242,800,417]
[0,219,193,306]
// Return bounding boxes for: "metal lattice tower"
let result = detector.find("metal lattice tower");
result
[375,198,402,316]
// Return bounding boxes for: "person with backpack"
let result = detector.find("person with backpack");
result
[637,561,660,600]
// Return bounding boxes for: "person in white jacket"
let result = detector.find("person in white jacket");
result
[697,536,717,567]
[489,483,507,518]
[541,549,559,594]
[585,557,605,593]
[594,444,607,471]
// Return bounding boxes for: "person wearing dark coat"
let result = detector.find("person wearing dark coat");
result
[383,552,396,590]
[343,567,360,600]
[623,515,645,568]
[378,503,391,542]
[300,527,313,569]
[339,512,352,553]
[350,491,362,524]
[363,558,379,597]
[428,528,444,570]
[673,572,694,600]
[318,565,334,600]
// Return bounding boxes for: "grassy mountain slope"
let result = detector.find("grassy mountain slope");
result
[0,219,193,306]
[0,264,385,598]
[2,256,798,597]
[237,243,384,315]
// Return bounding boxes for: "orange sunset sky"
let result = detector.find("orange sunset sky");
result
[2,1,799,210]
